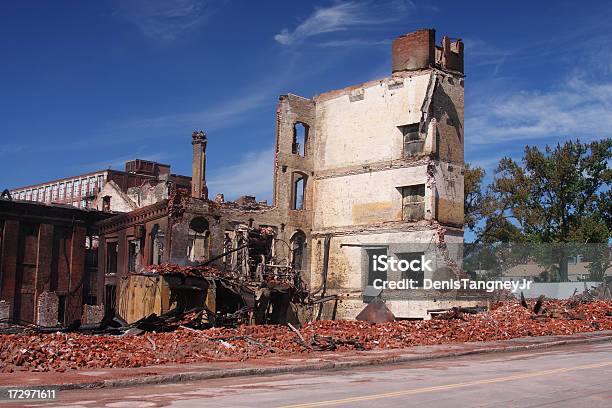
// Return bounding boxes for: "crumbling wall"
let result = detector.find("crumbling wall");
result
[36,291,59,327]
[274,94,315,212]
[127,181,169,208]
[309,229,466,319]
[431,74,464,165]
[313,165,433,229]
[81,304,105,324]
[313,73,431,172]
[92,180,139,213]
[0,300,10,326]
[433,161,464,227]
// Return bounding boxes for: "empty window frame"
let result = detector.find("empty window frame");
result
[187,217,210,262]
[88,177,96,195]
[396,252,425,286]
[65,181,72,198]
[291,230,307,271]
[73,179,79,196]
[292,174,306,210]
[401,184,425,221]
[25,190,31,201]
[292,122,309,156]
[150,224,164,265]
[366,247,388,286]
[128,240,139,273]
[102,196,111,212]
[97,175,104,192]
[106,242,118,274]
[399,123,424,157]
[58,183,65,200]
[32,189,38,201]
[45,186,51,202]
[81,179,87,195]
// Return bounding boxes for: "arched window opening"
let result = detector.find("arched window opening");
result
[291,230,307,271]
[292,122,309,156]
[187,217,210,263]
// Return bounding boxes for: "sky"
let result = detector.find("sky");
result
[1,0,611,201]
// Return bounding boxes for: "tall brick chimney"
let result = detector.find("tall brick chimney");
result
[191,130,208,199]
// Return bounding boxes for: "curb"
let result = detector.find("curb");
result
[4,332,612,392]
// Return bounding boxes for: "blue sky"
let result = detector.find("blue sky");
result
[1,0,611,200]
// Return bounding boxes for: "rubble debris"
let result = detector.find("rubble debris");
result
[520,292,528,309]
[568,282,611,307]
[356,298,396,324]
[0,299,609,373]
[533,295,545,315]
[430,305,488,320]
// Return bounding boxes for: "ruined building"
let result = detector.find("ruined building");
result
[97,28,475,322]
[0,198,114,325]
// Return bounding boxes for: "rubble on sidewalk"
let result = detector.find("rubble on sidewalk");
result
[0,299,610,373]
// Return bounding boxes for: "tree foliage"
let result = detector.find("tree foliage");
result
[465,138,612,281]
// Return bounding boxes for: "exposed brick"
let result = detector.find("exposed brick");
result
[82,304,104,324]
[36,291,59,327]
[392,28,435,72]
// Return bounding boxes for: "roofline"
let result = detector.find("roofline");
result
[9,169,110,192]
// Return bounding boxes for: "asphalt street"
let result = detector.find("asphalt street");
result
[10,342,612,408]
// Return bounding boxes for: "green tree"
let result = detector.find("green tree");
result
[466,138,612,281]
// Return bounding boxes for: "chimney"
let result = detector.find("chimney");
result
[392,28,435,73]
[191,130,208,199]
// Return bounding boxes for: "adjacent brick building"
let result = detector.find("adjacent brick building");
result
[8,159,191,210]
[0,198,114,325]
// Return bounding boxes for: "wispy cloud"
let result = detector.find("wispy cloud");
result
[114,0,212,41]
[316,38,390,48]
[0,144,28,157]
[274,1,414,46]
[207,148,274,201]
[125,87,271,132]
[463,37,515,76]
[467,75,612,145]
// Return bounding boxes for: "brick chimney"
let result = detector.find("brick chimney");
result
[392,29,435,73]
[191,130,208,199]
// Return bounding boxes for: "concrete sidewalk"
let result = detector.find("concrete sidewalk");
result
[1,330,610,392]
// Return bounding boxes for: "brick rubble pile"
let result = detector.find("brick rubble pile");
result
[0,300,610,372]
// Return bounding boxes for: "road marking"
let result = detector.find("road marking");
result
[278,361,612,408]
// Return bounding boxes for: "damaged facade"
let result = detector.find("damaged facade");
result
[0,198,114,325]
[95,28,477,323]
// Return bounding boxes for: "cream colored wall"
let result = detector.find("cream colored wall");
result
[92,181,138,213]
[309,230,443,291]
[313,165,433,230]
[313,73,431,171]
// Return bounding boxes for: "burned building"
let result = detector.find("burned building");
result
[98,28,478,323]
[0,197,114,326]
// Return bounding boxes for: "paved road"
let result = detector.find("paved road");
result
[10,342,612,408]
